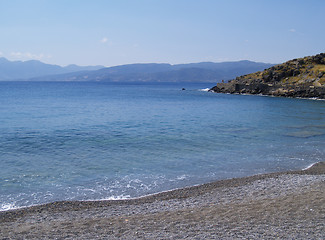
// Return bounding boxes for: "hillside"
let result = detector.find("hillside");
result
[27,61,274,83]
[210,53,325,99]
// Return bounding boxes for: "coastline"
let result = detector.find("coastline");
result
[209,90,325,101]
[1,162,324,239]
[209,53,325,100]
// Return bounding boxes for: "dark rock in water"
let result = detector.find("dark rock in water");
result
[182,88,186,90]
[210,53,325,99]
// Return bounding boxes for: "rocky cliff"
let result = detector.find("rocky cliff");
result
[210,53,325,99]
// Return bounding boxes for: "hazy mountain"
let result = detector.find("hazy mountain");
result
[27,61,274,83]
[0,57,104,81]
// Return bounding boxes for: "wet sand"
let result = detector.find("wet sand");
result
[1,162,324,239]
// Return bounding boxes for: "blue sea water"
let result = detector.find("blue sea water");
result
[0,81,325,210]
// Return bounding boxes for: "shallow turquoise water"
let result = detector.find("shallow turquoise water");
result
[0,82,324,210]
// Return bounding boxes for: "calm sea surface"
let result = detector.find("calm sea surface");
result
[1,82,324,210]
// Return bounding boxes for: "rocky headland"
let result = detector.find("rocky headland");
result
[210,53,325,99]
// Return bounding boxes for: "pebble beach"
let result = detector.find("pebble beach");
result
[1,162,324,239]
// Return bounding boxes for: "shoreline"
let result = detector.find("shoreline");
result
[210,90,325,101]
[1,161,322,214]
[1,162,324,239]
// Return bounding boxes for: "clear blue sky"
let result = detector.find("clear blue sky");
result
[0,0,324,66]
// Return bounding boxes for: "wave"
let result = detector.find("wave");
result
[2,162,324,213]
[302,162,320,171]
[2,163,324,212]
[198,88,210,92]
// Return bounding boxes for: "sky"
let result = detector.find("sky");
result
[0,0,324,67]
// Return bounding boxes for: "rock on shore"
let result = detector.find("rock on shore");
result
[210,53,325,99]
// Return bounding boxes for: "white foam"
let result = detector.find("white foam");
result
[83,188,96,192]
[297,97,325,101]
[0,203,17,211]
[199,88,210,92]
[302,162,319,170]
[176,174,188,180]
[104,194,131,200]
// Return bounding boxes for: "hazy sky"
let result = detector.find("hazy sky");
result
[0,0,324,66]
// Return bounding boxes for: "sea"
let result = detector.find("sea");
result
[1,81,325,211]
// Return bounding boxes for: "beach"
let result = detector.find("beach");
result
[0,162,324,239]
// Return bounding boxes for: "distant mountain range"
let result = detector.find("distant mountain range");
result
[0,58,104,81]
[0,57,274,83]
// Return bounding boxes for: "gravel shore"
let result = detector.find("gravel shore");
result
[1,162,324,239]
